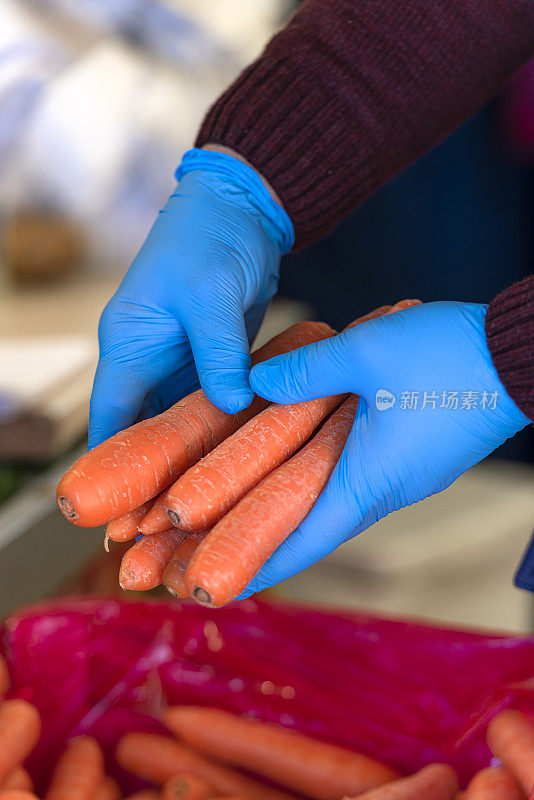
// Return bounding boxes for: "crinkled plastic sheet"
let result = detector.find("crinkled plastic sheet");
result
[1,597,533,794]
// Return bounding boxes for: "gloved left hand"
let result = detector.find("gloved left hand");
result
[241,301,530,595]
[89,148,293,449]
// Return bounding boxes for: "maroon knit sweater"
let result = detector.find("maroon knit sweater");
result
[196,0,534,421]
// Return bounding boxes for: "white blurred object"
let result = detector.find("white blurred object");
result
[35,0,288,64]
[21,39,222,266]
[0,335,96,458]
[0,0,289,269]
[0,0,67,164]
[0,336,95,421]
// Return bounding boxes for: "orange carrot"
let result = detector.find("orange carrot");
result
[138,494,174,535]
[163,384,346,533]
[119,529,185,591]
[343,299,420,331]
[0,700,40,784]
[163,533,209,599]
[0,770,33,793]
[161,772,214,800]
[345,764,458,800]
[164,302,418,534]
[464,767,523,799]
[388,298,422,312]
[164,706,397,800]
[186,394,359,606]
[117,733,292,800]
[488,710,534,795]
[0,792,39,800]
[0,657,10,700]
[93,776,122,800]
[57,321,335,528]
[344,304,392,329]
[106,501,155,544]
[45,736,105,800]
[139,304,401,538]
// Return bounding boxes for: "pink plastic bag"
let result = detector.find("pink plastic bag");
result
[1,597,534,794]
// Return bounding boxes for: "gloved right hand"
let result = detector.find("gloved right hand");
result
[88,148,293,449]
[241,300,530,596]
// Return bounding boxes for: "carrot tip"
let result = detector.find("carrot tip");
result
[119,570,136,591]
[164,584,180,598]
[104,534,110,553]
[58,496,78,519]
[167,510,181,527]
[193,587,212,606]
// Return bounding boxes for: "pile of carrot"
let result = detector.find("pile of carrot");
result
[57,301,422,606]
[1,639,534,800]
[117,705,534,800]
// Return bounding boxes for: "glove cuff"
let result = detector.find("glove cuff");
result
[176,148,294,254]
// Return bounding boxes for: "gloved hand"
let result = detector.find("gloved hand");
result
[243,301,530,595]
[89,148,293,449]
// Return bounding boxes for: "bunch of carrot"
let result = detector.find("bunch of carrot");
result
[0,654,121,800]
[57,301,420,606]
[116,705,534,800]
[2,637,534,800]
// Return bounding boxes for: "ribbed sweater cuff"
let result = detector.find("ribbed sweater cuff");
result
[196,1,534,250]
[485,275,534,422]
[196,54,350,250]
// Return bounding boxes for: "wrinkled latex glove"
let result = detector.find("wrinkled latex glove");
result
[89,148,293,448]
[243,301,530,595]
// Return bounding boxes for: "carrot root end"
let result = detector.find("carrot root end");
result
[167,510,181,527]
[58,496,78,520]
[193,587,212,606]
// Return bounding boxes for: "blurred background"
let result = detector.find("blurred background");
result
[0,0,532,629]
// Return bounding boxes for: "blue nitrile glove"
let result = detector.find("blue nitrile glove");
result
[89,148,293,448]
[241,301,530,596]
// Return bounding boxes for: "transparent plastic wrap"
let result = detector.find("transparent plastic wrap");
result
[1,597,533,795]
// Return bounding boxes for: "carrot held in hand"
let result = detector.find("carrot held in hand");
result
[134,306,400,534]
[186,394,359,606]
[138,305,398,538]
[106,501,155,544]
[164,302,414,533]
[117,733,292,800]
[57,320,334,528]
[342,299,420,332]
[45,736,104,800]
[138,493,175,535]
[161,772,214,800]
[164,384,346,533]
[164,706,397,800]
[0,700,41,785]
[119,529,185,591]
[487,710,534,795]
[464,767,523,799]
[345,764,458,800]
[163,533,209,599]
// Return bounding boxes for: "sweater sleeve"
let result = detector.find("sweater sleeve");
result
[486,276,534,423]
[196,0,534,249]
